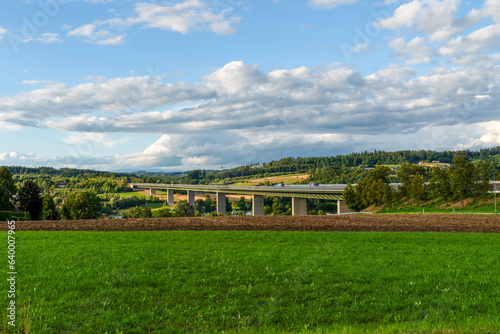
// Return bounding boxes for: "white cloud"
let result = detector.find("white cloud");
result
[68,0,241,45]
[352,43,369,53]
[469,121,500,147]
[389,36,433,64]
[67,24,126,45]
[7,32,62,45]
[62,132,130,148]
[439,23,500,58]
[32,33,62,43]
[3,57,500,170]
[204,61,267,94]
[484,0,500,22]
[0,27,7,40]
[131,1,240,34]
[377,0,479,41]
[308,0,358,9]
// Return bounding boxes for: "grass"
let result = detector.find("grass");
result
[1,231,499,333]
[377,194,499,214]
[115,192,150,199]
[229,173,309,186]
[140,203,164,210]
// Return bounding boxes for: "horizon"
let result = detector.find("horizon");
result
[3,145,499,174]
[1,0,500,171]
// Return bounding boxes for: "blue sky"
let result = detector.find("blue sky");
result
[1,0,500,171]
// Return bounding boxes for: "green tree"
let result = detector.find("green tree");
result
[409,175,426,205]
[62,191,103,220]
[153,207,173,218]
[358,166,393,208]
[236,196,249,211]
[171,200,194,217]
[451,156,476,205]
[42,193,60,220]
[0,166,16,211]
[141,206,153,218]
[475,160,492,203]
[18,180,44,220]
[396,162,426,197]
[428,167,452,203]
[367,178,391,206]
[127,206,142,218]
[225,195,232,215]
[343,183,363,212]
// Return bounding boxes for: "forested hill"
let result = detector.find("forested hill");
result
[219,147,500,179]
[4,146,500,183]
[7,166,136,178]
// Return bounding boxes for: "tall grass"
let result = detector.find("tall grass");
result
[1,231,499,333]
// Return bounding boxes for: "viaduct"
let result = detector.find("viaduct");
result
[128,183,352,216]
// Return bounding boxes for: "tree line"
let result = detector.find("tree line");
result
[343,156,495,211]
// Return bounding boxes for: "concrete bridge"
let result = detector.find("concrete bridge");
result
[128,183,352,216]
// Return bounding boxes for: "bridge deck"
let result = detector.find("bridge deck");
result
[129,183,347,200]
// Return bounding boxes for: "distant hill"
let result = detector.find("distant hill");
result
[3,146,500,185]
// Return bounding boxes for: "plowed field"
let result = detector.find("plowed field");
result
[3,214,500,233]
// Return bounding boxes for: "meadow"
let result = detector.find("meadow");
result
[1,230,499,333]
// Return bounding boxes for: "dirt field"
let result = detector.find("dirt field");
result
[3,214,500,233]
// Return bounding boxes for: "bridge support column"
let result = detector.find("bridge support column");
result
[292,197,307,216]
[252,195,264,216]
[149,188,156,196]
[337,200,352,214]
[167,189,174,205]
[187,191,196,208]
[217,192,226,215]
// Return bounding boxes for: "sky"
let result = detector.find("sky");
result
[0,0,500,171]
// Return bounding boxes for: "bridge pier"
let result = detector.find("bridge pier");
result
[149,188,156,196]
[252,195,264,216]
[217,192,226,215]
[187,190,196,208]
[292,197,307,216]
[167,189,174,205]
[337,200,352,214]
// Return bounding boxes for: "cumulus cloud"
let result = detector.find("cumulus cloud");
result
[439,23,500,58]
[377,0,480,41]
[204,61,267,94]
[389,36,433,64]
[0,76,214,126]
[484,0,500,22]
[68,0,241,44]
[3,51,500,170]
[5,60,500,135]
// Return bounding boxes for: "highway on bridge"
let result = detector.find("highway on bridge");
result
[128,183,351,215]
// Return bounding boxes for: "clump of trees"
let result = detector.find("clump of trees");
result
[344,156,495,211]
[343,166,392,212]
[0,166,17,212]
[18,180,44,220]
[62,191,102,220]
[0,168,61,220]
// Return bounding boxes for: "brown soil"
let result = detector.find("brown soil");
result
[3,214,500,233]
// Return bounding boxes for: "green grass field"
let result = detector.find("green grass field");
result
[228,173,309,186]
[114,192,149,199]
[2,231,499,333]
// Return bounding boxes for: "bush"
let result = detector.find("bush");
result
[0,211,13,220]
